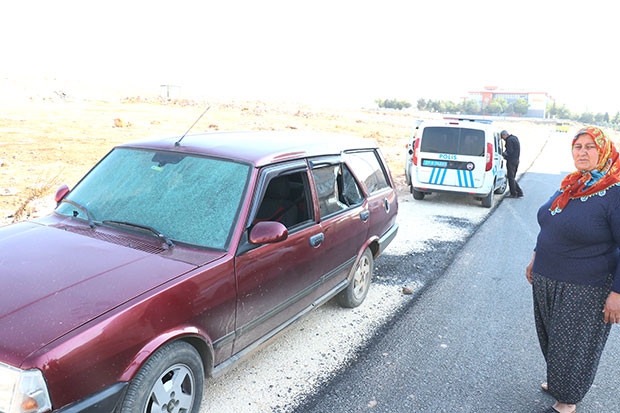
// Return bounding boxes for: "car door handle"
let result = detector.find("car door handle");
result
[384,198,391,213]
[309,233,324,247]
[360,210,370,222]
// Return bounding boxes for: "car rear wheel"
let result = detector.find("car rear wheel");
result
[412,188,425,200]
[119,341,204,413]
[337,248,374,308]
[481,189,493,208]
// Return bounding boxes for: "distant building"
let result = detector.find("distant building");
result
[467,86,552,118]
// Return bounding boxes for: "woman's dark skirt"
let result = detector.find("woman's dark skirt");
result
[532,272,612,404]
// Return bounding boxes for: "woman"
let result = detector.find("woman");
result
[525,126,620,413]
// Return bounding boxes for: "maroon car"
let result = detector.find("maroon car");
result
[0,131,398,412]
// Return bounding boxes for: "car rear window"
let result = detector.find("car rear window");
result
[311,164,364,219]
[420,127,485,157]
[56,148,251,250]
[344,150,390,194]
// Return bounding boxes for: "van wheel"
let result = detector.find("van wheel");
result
[481,190,493,208]
[336,248,373,308]
[412,189,425,200]
[118,341,204,413]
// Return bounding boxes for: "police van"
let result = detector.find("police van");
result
[406,117,507,208]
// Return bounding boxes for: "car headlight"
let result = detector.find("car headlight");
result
[0,362,51,413]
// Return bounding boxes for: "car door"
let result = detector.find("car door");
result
[307,157,370,299]
[233,162,324,352]
[344,149,398,247]
[493,131,507,188]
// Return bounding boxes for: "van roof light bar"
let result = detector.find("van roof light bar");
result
[443,116,493,124]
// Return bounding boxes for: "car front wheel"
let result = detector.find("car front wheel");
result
[336,248,374,308]
[119,341,204,413]
[494,179,507,194]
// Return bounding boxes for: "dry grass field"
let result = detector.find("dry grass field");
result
[0,97,420,225]
[0,95,574,225]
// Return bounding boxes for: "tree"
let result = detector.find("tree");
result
[579,112,594,123]
[547,102,558,119]
[512,98,529,116]
[556,105,572,120]
[460,99,480,115]
[439,100,458,113]
[412,95,620,131]
[417,98,427,111]
[427,100,441,112]
[376,98,411,110]
[486,99,505,115]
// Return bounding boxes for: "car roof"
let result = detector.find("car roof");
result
[120,131,378,167]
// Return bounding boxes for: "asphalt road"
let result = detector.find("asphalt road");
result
[294,134,620,413]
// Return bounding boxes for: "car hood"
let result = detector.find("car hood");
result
[0,221,215,366]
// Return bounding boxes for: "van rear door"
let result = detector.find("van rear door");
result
[416,126,486,189]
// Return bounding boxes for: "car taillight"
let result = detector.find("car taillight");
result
[485,142,493,171]
[412,139,420,165]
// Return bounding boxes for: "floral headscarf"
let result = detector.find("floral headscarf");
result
[550,126,620,214]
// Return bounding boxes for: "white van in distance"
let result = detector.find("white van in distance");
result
[406,117,507,208]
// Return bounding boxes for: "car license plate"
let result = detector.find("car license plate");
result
[422,159,448,168]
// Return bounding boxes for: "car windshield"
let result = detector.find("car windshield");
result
[55,147,251,250]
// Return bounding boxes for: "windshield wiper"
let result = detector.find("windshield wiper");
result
[102,220,175,249]
[60,199,95,229]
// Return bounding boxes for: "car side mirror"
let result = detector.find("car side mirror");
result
[249,221,288,245]
[54,184,70,203]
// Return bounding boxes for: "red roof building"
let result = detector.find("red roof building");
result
[467,86,552,118]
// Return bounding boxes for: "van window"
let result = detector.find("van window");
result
[420,127,485,157]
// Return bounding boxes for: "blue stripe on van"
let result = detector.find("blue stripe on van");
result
[428,168,476,187]
[431,168,447,185]
[457,170,474,187]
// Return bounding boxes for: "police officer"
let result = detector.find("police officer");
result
[501,130,524,198]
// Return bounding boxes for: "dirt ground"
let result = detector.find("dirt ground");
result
[2,95,587,226]
[0,97,422,225]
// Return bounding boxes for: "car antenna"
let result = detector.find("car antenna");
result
[175,105,211,147]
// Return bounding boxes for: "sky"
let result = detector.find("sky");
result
[2,1,618,113]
